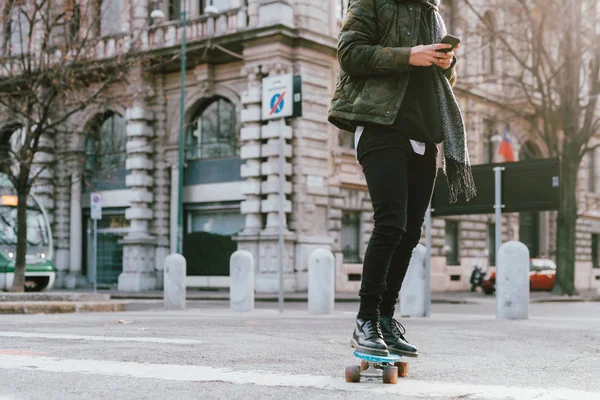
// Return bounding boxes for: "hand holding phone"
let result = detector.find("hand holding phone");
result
[438,34,461,53]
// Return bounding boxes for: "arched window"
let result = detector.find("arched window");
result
[482,11,496,75]
[185,97,237,160]
[85,112,127,190]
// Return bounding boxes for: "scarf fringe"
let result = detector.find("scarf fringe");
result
[444,157,477,203]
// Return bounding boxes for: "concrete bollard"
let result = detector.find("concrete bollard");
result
[497,241,530,320]
[308,249,335,315]
[400,244,427,317]
[164,254,187,311]
[230,250,255,312]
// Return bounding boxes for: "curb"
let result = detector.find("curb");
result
[0,301,126,314]
[111,294,479,305]
[0,293,111,302]
[531,297,600,303]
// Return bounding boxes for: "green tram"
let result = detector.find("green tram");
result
[0,176,56,291]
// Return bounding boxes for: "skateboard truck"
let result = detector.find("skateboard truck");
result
[345,351,409,384]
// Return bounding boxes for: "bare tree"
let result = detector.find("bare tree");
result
[0,0,153,292]
[463,0,600,295]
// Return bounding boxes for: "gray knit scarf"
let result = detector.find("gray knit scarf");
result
[399,0,476,202]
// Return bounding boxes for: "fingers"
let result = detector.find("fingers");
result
[433,43,453,51]
[433,57,453,70]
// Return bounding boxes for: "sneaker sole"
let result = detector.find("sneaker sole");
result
[388,348,419,358]
[350,338,389,357]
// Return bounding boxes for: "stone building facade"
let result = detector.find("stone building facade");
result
[1,0,598,292]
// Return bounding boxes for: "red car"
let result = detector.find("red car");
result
[482,258,557,295]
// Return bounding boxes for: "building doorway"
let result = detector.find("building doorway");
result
[84,211,129,287]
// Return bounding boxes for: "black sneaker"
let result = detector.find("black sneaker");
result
[380,317,419,357]
[350,319,389,357]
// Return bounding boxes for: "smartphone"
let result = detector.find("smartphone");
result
[439,34,461,53]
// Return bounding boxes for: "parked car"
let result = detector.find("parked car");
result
[481,258,556,295]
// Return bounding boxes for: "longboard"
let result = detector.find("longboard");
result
[345,351,409,384]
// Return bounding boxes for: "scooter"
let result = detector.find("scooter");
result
[470,265,486,292]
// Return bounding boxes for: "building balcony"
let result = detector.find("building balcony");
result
[148,7,248,50]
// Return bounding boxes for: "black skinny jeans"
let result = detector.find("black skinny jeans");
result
[356,125,438,321]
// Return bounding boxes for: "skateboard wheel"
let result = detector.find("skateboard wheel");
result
[382,365,398,384]
[360,360,369,372]
[345,366,361,383]
[395,361,409,377]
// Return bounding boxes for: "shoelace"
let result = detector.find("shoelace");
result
[390,318,407,339]
[363,320,384,339]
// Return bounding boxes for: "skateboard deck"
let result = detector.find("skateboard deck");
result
[345,351,409,384]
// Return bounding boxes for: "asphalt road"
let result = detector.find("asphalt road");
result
[0,300,598,400]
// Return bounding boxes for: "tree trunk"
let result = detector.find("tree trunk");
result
[10,190,28,292]
[553,156,578,295]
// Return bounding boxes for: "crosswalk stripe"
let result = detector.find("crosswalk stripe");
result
[0,354,597,400]
[0,331,202,345]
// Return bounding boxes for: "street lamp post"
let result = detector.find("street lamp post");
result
[177,0,188,254]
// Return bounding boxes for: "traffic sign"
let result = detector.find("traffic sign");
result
[90,192,102,220]
[262,74,302,120]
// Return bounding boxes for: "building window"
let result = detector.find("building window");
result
[100,0,122,36]
[85,112,127,190]
[445,220,460,265]
[207,0,230,13]
[481,11,496,75]
[9,4,29,55]
[338,130,354,150]
[168,0,180,20]
[487,223,496,266]
[589,150,597,193]
[186,97,237,160]
[337,0,349,20]
[342,211,361,263]
[67,2,81,42]
[592,234,599,269]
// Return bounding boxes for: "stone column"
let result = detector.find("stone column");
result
[239,66,264,236]
[256,66,297,293]
[152,75,170,289]
[261,120,293,234]
[130,0,148,48]
[235,66,264,289]
[66,169,86,289]
[52,134,71,288]
[118,70,157,291]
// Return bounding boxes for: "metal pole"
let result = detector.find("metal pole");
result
[494,167,505,266]
[278,118,286,313]
[425,203,432,317]
[176,0,188,254]
[93,218,97,293]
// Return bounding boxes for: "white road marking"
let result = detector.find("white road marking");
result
[0,355,598,400]
[0,331,202,345]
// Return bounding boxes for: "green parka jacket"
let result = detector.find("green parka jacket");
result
[328,0,457,132]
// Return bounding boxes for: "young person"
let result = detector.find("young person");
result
[328,0,476,357]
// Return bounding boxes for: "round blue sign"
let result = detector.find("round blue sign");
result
[270,94,285,115]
